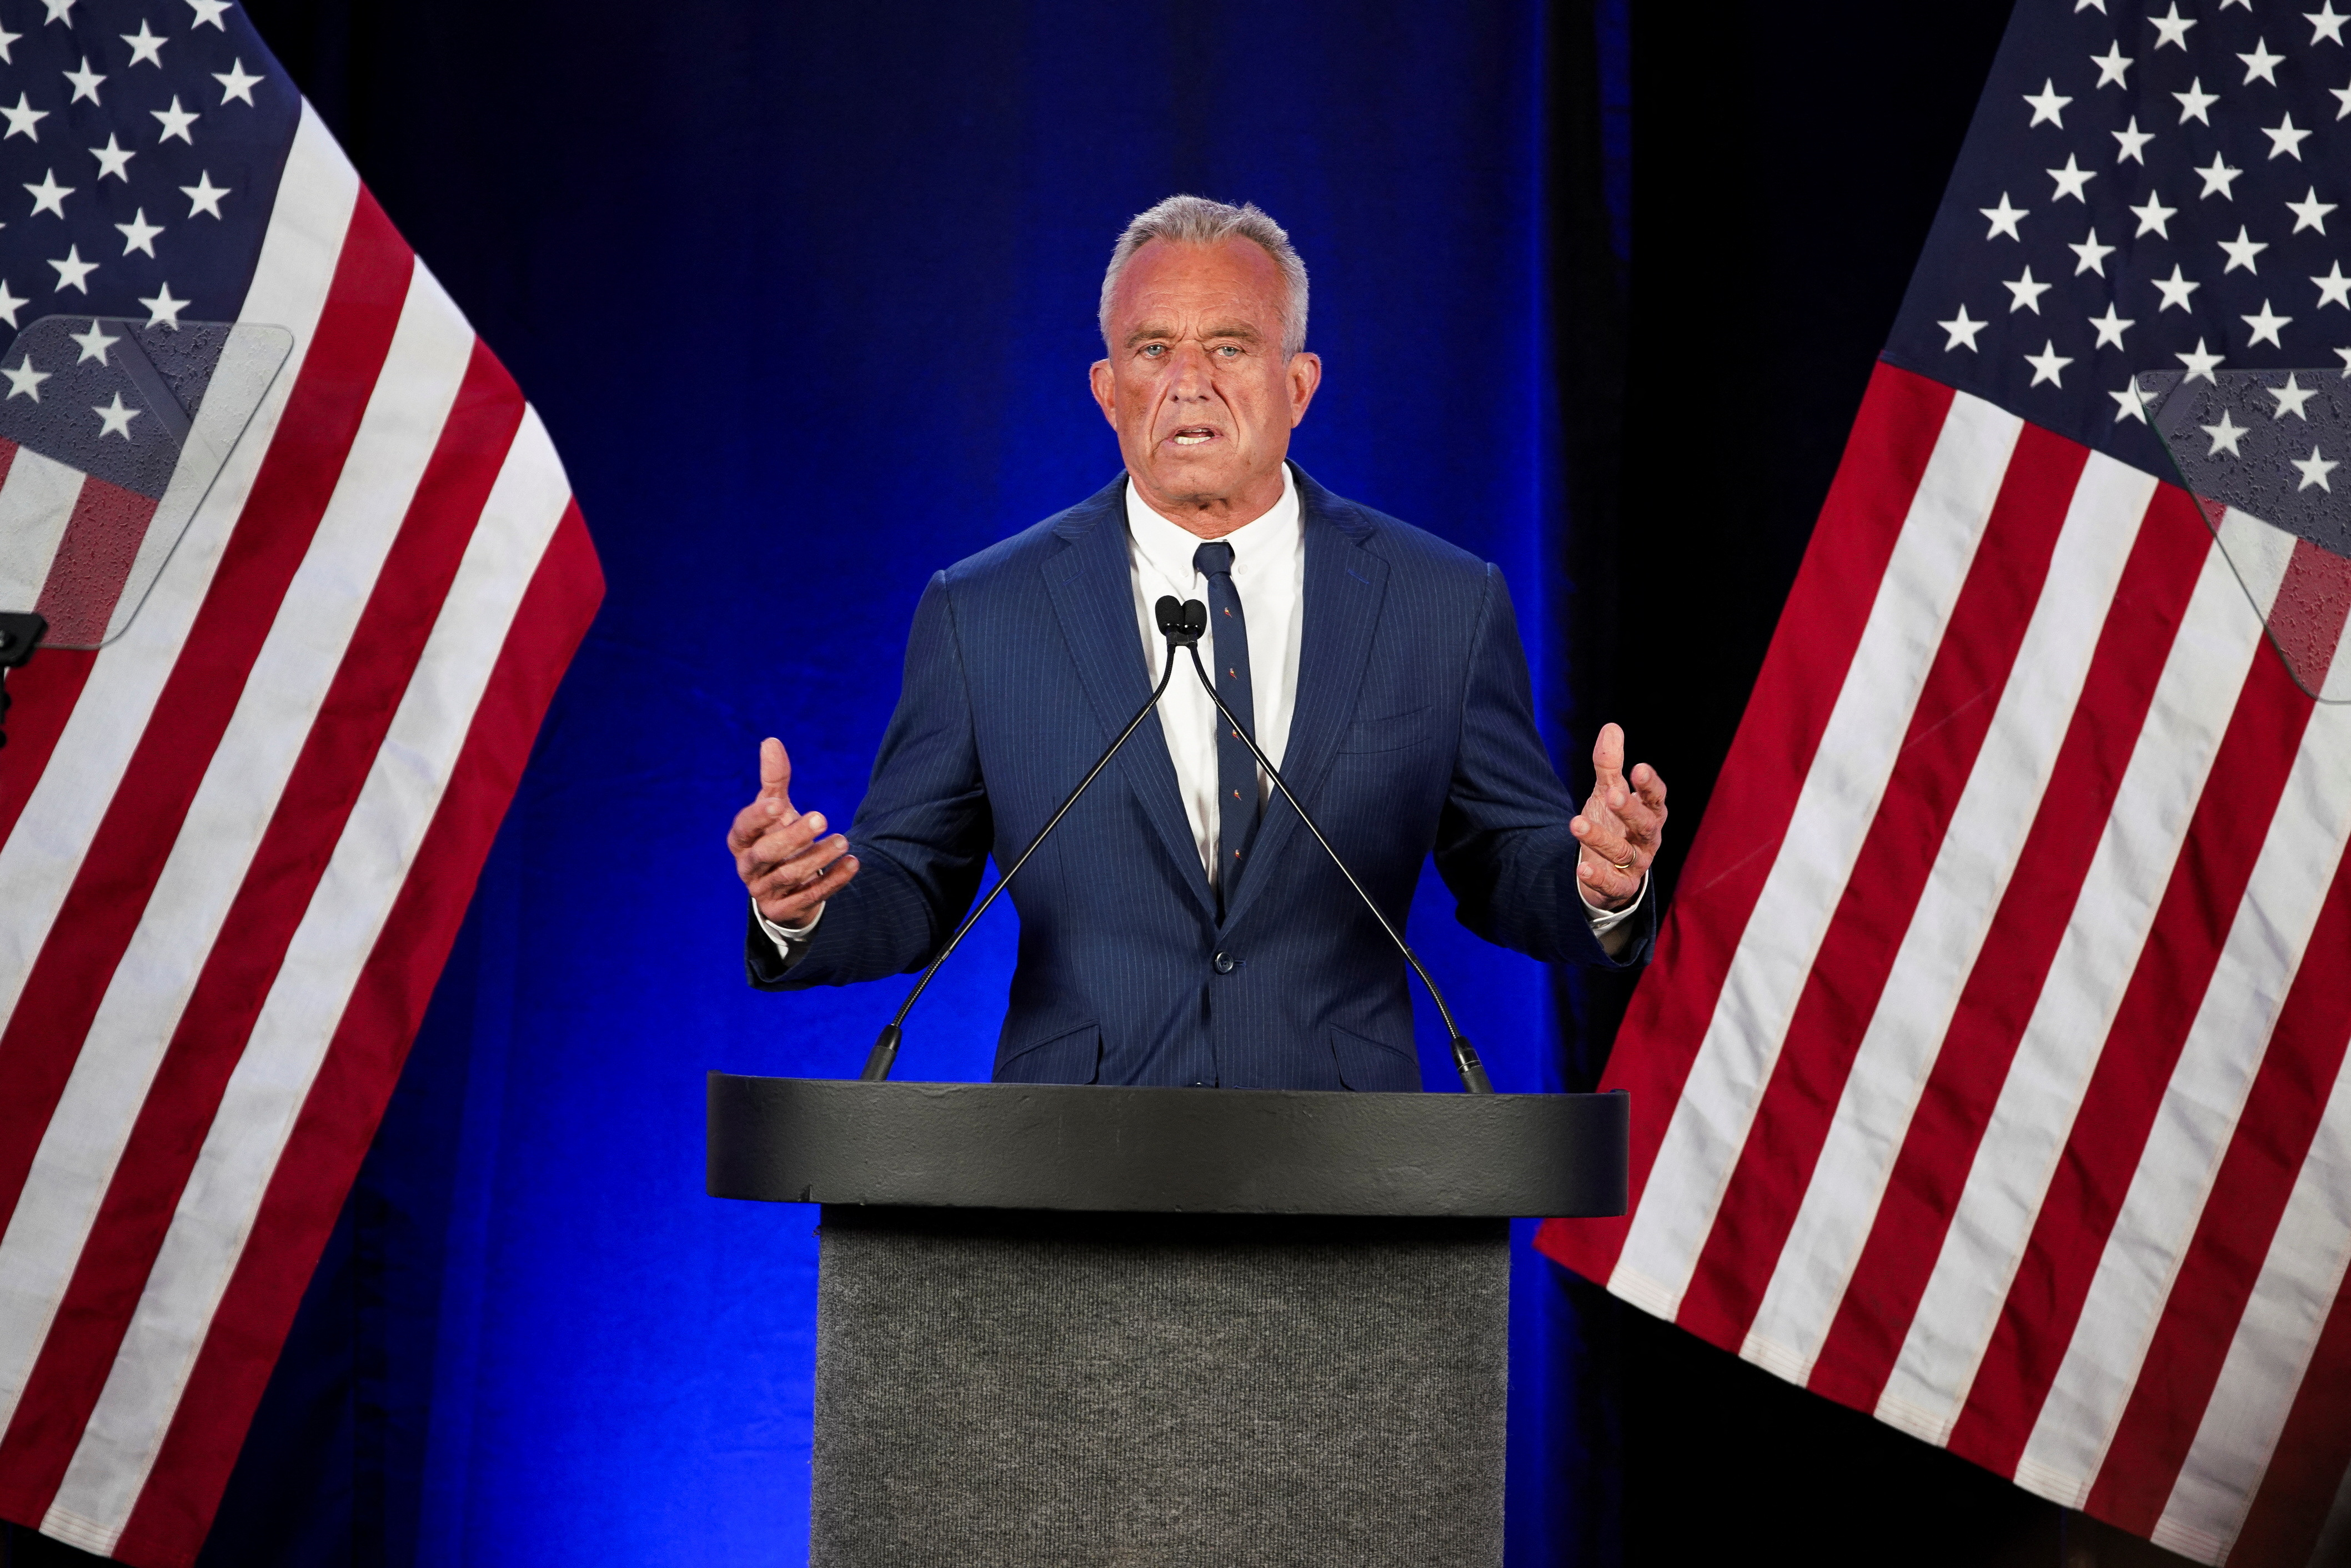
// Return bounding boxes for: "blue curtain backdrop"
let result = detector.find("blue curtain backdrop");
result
[183,3,1623,1566]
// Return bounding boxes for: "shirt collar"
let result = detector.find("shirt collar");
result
[1124,462,1300,590]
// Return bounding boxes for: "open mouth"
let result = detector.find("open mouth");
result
[1170,426,1219,448]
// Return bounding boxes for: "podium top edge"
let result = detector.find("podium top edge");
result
[704,1073,1630,1218]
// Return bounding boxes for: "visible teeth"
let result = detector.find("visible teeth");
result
[1174,433,1211,445]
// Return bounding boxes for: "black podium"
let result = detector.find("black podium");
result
[708,1076,1627,1568]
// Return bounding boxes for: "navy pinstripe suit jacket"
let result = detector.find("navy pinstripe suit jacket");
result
[747,467,1651,1090]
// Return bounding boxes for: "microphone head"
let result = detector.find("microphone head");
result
[1156,595,1205,646]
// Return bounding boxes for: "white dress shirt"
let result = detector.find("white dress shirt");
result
[760,465,1642,953]
[1125,463,1305,885]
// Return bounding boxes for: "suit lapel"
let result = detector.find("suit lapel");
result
[1219,470,1387,933]
[1041,478,1217,921]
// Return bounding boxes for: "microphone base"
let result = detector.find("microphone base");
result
[1450,1037,1494,1095]
[859,1024,902,1082]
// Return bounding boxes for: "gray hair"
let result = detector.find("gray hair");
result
[1098,195,1311,357]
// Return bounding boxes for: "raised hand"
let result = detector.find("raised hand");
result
[1570,722,1667,913]
[728,737,859,928]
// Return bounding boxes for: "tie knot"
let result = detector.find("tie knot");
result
[1192,541,1235,577]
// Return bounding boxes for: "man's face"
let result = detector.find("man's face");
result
[1090,237,1321,530]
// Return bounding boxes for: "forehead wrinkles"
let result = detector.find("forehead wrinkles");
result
[1112,245,1287,340]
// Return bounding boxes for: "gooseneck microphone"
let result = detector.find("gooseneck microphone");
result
[859,599,1206,1081]
[1172,601,1496,1095]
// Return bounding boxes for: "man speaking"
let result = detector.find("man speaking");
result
[726,196,1669,1090]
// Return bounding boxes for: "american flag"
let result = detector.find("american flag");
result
[0,4,601,1565]
[1538,2,2351,1563]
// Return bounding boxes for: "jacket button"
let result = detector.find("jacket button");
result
[1212,952,1236,974]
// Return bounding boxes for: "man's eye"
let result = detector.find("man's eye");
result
[1215,345,1241,358]
[1140,344,1166,358]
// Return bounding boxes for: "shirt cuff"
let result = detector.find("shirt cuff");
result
[755,897,823,958]
[1579,872,1648,935]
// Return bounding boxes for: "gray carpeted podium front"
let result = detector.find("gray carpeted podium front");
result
[707,1077,1628,1568]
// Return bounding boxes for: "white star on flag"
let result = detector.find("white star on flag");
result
[89,389,139,439]
[2025,79,2074,127]
[2287,187,2337,232]
[2131,190,2177,237]
[2048,154,2097,202]
[119,19,163,67]
[3,353,47,401]
[45,243,93,292]
[2269,373,2318,418]
[2243,299,2292,346]
[2026,339,2074,385]
[137,282,185,329]
[2200,406,2250,453]
[68,316,116,363]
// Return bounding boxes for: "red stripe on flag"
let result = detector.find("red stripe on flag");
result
[0,192,412,1243]
[0,650,96,848]
[2226,1270,2351,1568]
[2266,537,2351,696]
[33,479,160,650]
[1806,483,2213,1412]
[1538,360,1957,1281]
[111,506,600,1568]
[1674,424,2091,1350]
[2086,856,2351,1535]
[1948,627,2330,1475]
[0,345,526,1517]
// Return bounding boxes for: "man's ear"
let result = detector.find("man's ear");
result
[1089,358,1116,425]
[1286,351,1322,426]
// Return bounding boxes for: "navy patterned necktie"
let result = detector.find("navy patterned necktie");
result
[1193,541,1258,904]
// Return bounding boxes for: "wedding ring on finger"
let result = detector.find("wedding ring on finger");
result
[1612,857,1635,871]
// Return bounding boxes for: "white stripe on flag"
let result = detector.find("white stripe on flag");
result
[0,106,356,1014]
[104,323,305,650]
[0,450,88,614]
[2015,625,2351,1502]
[1740,454,2158,1383]
[43,409,573,1549]
[0,263,475,1446]
[2156,1041,2351,1560]
[1874,508,2298,1445]
[1610,390,2021,1318]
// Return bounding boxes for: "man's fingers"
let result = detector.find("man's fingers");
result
[748,824,850,896]
[756,849,860,921]
[1631,761,1669,810]
[759,737,795,805]
[1576,854,1642,909]
[1571,812,1643,872]
[1606,792,1668,850]
[735,808,832,885]
[745,812,833,879]
[1591,721,1626,787]
[726,797,778,856]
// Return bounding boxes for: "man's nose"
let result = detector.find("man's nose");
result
[1165,343,1215,396]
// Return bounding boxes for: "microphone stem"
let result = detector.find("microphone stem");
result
[1182,642,1492,1094]
[861,635,1184,1080]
